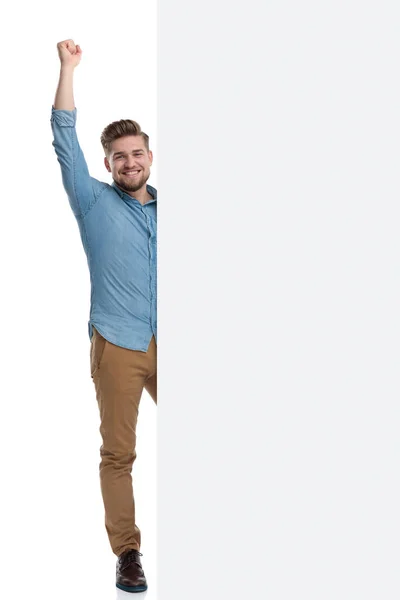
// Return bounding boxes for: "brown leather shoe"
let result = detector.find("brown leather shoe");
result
[116,549,148,593]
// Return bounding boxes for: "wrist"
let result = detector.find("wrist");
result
[60,64,75,74]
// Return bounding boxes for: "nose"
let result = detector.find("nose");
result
[124,156,138,169]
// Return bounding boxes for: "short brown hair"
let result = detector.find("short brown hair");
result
[100,119,150,155]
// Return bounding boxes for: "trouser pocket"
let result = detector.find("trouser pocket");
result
[90,327,107,377]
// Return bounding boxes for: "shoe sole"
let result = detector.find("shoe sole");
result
[116,582,148,593]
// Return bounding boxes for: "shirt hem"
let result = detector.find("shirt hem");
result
[89,321,152,353]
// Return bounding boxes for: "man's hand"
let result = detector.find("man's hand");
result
[57,39,82,69]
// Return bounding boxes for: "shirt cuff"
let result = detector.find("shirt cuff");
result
[50,106,77,126]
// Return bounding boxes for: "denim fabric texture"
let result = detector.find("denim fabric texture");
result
[51,107,157,352]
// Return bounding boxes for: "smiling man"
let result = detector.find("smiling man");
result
[51,39,156,594]
[103,123,154,204]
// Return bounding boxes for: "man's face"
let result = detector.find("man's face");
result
[105,135,153,194]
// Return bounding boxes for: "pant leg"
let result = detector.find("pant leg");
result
[144,372,157,404]
[90,328,153,556]
[144,336,157,404]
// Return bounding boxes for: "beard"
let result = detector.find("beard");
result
[114,170,150,194]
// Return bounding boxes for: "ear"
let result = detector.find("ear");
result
[104,156,111,172]
[148,150,153,166]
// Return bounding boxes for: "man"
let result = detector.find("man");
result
[51,39,157,594]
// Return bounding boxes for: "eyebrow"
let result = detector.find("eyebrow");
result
[113,149,145,158]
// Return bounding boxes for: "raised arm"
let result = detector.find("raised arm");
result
[54,39,81,110]
[51,40,105,218]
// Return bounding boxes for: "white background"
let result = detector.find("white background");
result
[0,2,157,599]
[1,1,400,600]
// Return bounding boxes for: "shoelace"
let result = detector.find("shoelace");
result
[120,550,143,570]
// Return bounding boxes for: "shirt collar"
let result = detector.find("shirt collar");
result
[112,181,157,204]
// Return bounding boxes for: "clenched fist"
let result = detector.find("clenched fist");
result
[57,39,82,68]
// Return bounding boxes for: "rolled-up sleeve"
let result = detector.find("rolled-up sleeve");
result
[50,107,105,218]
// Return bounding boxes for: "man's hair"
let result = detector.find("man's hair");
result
[100,119,150,156]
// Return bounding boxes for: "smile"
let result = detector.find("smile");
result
[123,170,141,177]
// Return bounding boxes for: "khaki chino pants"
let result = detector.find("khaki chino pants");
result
[90,326,157,556]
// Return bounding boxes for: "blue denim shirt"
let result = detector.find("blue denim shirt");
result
[51,107,157,352]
